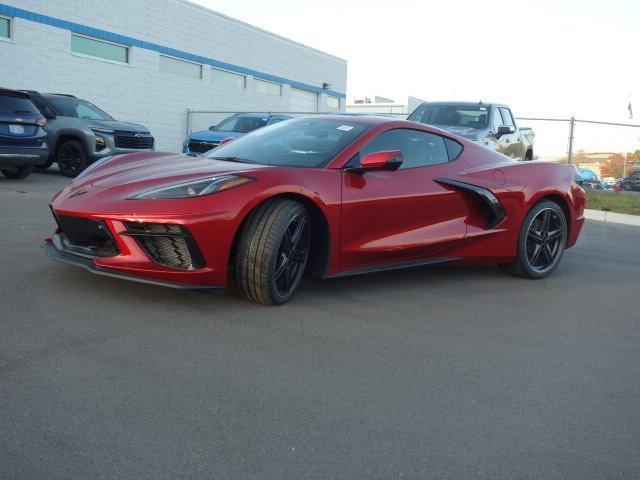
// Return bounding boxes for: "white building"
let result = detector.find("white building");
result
[346,95,425,116]
[0,0,346,151]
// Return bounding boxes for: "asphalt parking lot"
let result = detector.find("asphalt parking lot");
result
[2,171,639,480]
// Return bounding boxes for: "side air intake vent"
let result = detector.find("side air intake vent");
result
[434,178,506,229]
[123,222,206,270]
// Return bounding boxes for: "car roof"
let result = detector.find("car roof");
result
[0,88,31,99]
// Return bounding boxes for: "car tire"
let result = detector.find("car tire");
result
[235,199,311,305]
[0,165,34,179]
[35,158,54,170]
[621,182,632,191]
[499,200,567,279]
[57,140,88,178]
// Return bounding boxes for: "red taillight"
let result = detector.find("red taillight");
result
[36,118,47,127]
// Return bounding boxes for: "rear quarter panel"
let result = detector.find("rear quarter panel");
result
[443,144,585,260]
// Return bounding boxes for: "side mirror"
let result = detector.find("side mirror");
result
[349,150,403,174]
[496,125,514,137]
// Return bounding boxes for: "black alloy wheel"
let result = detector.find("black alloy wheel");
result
[274,214,310,298]
[525,208,565,274]
[499,200,567,279]
[235,199,311,305]
[57,140,88,178]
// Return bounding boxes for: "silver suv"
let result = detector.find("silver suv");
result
[23,92,154,177]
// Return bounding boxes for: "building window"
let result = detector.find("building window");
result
[159,55,202,79]
[71,34,128,63]
[255,79,282,96]
[326,96,340,109]
[211,67,245,89]
[0,16,10,39]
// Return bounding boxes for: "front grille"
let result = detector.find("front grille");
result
[123,222,206,270]
[188,140,219,154]
[54,214,118,257]
[114,131,154,149]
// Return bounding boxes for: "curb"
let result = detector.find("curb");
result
[584,209,640,227]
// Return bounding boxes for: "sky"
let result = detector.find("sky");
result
[191,0,640,156]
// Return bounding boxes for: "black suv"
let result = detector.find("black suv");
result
[23,92,154,177]
[0,88,49,180]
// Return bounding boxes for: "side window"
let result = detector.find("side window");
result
[500,107,515,127]
[444,138,463,160]
[492,108,504,132]
[361,129,449,169]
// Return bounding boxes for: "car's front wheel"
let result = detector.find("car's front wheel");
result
[235,199,311,305]
[500,200,567,279]
[57,140,88,178]
[1,165,34,179]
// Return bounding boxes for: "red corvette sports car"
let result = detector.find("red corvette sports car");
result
[44,115,585,304]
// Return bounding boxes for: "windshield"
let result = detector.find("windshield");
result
[212,115,268,133]
[47,96,113,121]
[205,117,369,168]
[409,104,489,130]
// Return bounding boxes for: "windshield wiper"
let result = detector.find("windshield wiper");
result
[210,156,253,164]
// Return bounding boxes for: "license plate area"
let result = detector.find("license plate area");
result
[8,124,26,135]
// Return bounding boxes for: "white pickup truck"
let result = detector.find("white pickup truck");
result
[408,101,535,161]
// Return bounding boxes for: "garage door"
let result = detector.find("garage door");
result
[290,88,317,113]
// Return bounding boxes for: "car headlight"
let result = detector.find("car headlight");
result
[95,135,107,151]
[75,155,115,180]
[128,175,254,200]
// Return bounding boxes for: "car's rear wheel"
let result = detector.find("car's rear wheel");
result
[621,182,633,191]
[235,199,311,305]
[500,200,567,279]
[57,140,87,178]
[0,165,33,179]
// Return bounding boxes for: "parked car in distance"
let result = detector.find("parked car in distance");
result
[408,101,534,161]
[617,172,640,191]
[184,113,291,155]
[600,177,616,189]
[0,88,49,180]
[577,167,602,189]
[22,91,154,178]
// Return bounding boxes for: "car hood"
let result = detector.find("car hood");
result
[84,119,150,134]
[74,152,268,191]
[188,130,244,142]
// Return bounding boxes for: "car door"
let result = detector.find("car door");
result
[340,128,469,271]
[499,107,525,160]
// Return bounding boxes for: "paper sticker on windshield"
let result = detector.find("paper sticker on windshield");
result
[337,125,354,131]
